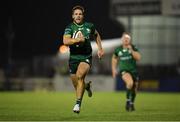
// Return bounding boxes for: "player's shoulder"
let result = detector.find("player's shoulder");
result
[64,23,74,35]
[114,46,122,56]
[84,22,94,27]
[115,46,123,52]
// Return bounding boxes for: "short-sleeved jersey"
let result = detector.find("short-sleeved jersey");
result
[64,22,96,55]
[114,45,139,73]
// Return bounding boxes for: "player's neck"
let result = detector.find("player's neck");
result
[123,45,129,49]
[73,21,84,27]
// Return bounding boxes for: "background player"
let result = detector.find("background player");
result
[111,32,141,111]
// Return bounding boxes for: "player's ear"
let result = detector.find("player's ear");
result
[72,15,74,19]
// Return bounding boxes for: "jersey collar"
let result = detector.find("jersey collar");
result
[73,22,84,27]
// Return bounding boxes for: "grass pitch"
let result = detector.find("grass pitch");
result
[0,91,180,121]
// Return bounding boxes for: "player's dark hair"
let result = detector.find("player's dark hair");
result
[72,5,85,15]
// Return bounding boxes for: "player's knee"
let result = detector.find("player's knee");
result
[126,82,133,89]
[76,74,83,81]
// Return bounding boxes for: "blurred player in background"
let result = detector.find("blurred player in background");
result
[111,32,141,111]
[63,5,104,113]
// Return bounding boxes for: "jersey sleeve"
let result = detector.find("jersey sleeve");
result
[64,25,72,36]
[114,48,119,57]
[90,23,96,35]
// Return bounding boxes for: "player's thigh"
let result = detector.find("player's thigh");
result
[122,72,134,86]
[76,62,90,79]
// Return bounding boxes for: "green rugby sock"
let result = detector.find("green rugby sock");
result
[126,89,132,102]
[76,98,82,106]
[131,91,136,103]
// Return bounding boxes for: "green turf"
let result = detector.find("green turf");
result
[0,91,180,121]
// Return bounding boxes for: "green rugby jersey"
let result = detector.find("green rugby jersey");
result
[64,22,96,55]
[114,45,139,73]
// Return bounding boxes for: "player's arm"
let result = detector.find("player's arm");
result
[63,34,85,46]
[111,54,118,79]
[94,30,104,59]
[128,45,141,61]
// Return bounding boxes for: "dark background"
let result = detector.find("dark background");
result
[0,0,179,92]
[0,0,123,68]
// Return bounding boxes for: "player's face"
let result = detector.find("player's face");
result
[72,9,84,24]
[122,34,131,45]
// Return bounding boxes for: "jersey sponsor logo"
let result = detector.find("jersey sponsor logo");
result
[120,56,132,60]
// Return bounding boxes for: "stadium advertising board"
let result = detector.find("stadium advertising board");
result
[110,0,161,15]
